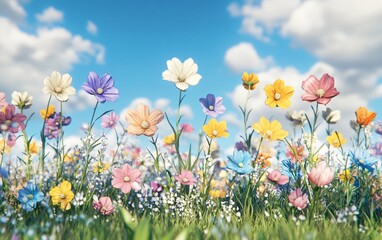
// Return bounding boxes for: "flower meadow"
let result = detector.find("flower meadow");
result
[1,58,382,239]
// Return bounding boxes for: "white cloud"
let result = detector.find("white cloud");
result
[0,0,26,22]
[87,20,98,35]
[224,42,273,73]
[36,7,63,23]
[0,16,105,112]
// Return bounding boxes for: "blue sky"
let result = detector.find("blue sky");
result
[1,0,382,154]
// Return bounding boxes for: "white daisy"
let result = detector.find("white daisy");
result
[11,91,33,109]
[42,71,76,102]
[162,57,202,91]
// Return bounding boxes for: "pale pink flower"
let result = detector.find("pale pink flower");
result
[267,170,289,185]
[101,112,119,129]
[301,73,339,105]
[175,170,196,186]
[93,196,114,216]
[0,92,8,109]
[112,164,142,194]
[308,161,334,187]
[180,123,194,133]
[288,188,308,210]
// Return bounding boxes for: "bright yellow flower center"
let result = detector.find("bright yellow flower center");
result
[96,88,104,94]
[124,176,130,182]
[274,93,281,100]
[316,89,325,97]
[55,87,63,93]
[141,121,149,129]
[182,177,189,183]
[28,194,34,199]
[238,163,244,168]
[59,193,66,199]
[265,130,272,137]
[359,159,364,164]
[209,105,214,110]
[212,130,218,136]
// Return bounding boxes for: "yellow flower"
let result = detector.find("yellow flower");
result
[242,72,260,90]
[28,141,40,155]
[163,133,175,145]
[209,189,226,198]
[0,139,11,154]
[264,79,294,109]
[49,180,74,211]
[339,169,354,184]
[252,117,288,141]
[202,118,229,138]
[40,105,55,119]
[326,131,346,148]
[93,162,110,173]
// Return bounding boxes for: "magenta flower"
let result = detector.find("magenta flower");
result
[301,73,339,105]
[199,94,226,117]
[288,188,308,210]
[180,123,194,133]
[0,92,7,109]
[82,72,119,103]
[101,112,119,129]
[267,170,289,185]
[0,105,26,133]
[112,164,142,194]
[308,161,334,187]
[6,134,17,147]
[93,196,114,216]
[150,181,163,193]
[175,170,196,186]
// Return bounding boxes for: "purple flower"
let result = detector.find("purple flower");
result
[235,141,248,151]
[44,112,71,139]
[199,94,226,117]
[0,105,26,133]
[101,112,119,129]
[82,72,119,103]
[150,181,163,193]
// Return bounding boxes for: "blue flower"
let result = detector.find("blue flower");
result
[199,94,226,118]
[0,167,8,179]
[281,159,302,180]
[17,182,44,212]
[350,150,377,172]
[226,151,254,175]
[82,72,119,103]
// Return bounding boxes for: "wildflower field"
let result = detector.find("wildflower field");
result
[1,58,382,240]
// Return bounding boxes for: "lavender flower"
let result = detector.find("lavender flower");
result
[82,72,119,103]
[199,94,226,117]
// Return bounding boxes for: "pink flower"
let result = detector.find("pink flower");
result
[93,196,114,216]
[286,144,305,164]
[180,123,194,133]
[308,161,334,187]
[112,164,142,194]
[101,112,119,129]
[0,92,8,109]
[175,170,196,186]
[301,73,339,105]
[267,170,289,185]
[288,188,308,210]
[0,105,26,133]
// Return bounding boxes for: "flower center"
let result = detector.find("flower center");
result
[209,105,214,110]
[265,130,272,137]
[109,121,113,125]
[238,163,244,168]
[178,74,186,82]
[359,159,364,164]
[124,176,130,182]
[141,121,149,129]
[27,194,34,199]
[212,130,218,136]
[316,89,325,98]
[182,177,189,183]
[59,193,66,199]
[54,87,63,93]
[274,93,281,100]
[96,88,104,94]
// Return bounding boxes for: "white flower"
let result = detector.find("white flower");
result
[286,110,306,127]
[322,108,341,124]
[11,91,33,109]
[162,58,202,91]
[42,71,76,102]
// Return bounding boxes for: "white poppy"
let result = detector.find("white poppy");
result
[162,58,202,91]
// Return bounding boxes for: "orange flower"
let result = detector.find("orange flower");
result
[125,103,164,137]
[356,107,376,127]
[242,72,260,90]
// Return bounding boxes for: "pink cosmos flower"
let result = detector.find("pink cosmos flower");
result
[288,188,308,210]
[301,73,339,105]
[112,164,142,194]
[308,161,334,187]
[286,144,305,164]
[101,112,119,129]
[267,170,289,185]
[0,92,7,109]
[180,123,194,133]
[0,105,26,133]
[175,170,196,186]
[93,196,114,216]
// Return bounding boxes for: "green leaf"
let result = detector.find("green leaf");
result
[119,207,137,231]
[133,217,152,240]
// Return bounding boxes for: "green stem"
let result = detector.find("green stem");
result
[39,95,52,181]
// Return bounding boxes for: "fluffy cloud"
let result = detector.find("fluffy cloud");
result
[36,7,64,23]
[87,20,98,35]
[224,42,273,73]
[0,0,26,22]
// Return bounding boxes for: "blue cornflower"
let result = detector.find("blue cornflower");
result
[82,72,119,103]
[199,94,226,118]
[17,182,44,212]
[281,159,302,180]
[226,151,254,175]
[350,150,377,172]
